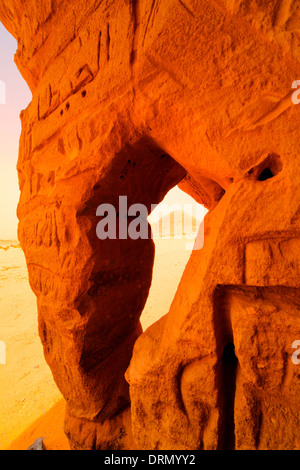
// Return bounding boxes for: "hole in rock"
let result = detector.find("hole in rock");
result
[248,153,282,181]
[140,186,208,330]
[257,167,273,181]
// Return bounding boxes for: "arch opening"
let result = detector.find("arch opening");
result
[67,137,190,421]
[141,185,208,330]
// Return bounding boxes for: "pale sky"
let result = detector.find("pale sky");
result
[149,187,207,224]
[0,22,206,241]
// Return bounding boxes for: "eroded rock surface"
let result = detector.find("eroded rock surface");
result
[0,0,299,449]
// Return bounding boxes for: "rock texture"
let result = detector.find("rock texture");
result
[1,0,300,450]
[27,437,45,450]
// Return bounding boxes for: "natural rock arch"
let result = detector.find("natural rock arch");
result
[0,0,299,449]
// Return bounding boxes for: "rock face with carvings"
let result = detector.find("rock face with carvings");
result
[1,0,300,450]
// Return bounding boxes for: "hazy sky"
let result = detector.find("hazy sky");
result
[0,22,205,241]
[0,22,32,240]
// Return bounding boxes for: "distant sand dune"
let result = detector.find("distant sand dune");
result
[150,210,202,239]
[0,240,20,250]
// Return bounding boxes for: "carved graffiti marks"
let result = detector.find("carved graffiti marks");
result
[245,237,300,286]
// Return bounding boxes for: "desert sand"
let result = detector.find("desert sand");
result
[0,236,194,450]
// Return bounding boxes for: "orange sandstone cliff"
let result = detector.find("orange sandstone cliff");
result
[0,0,299,450]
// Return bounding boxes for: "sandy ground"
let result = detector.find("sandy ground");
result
[0,244,63,450]
[0,237,194,450]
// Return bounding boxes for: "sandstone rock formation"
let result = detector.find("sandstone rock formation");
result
[0,0,299,450]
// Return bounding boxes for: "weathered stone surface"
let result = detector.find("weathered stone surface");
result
[27,437,45,450]
[0,0,299,449]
